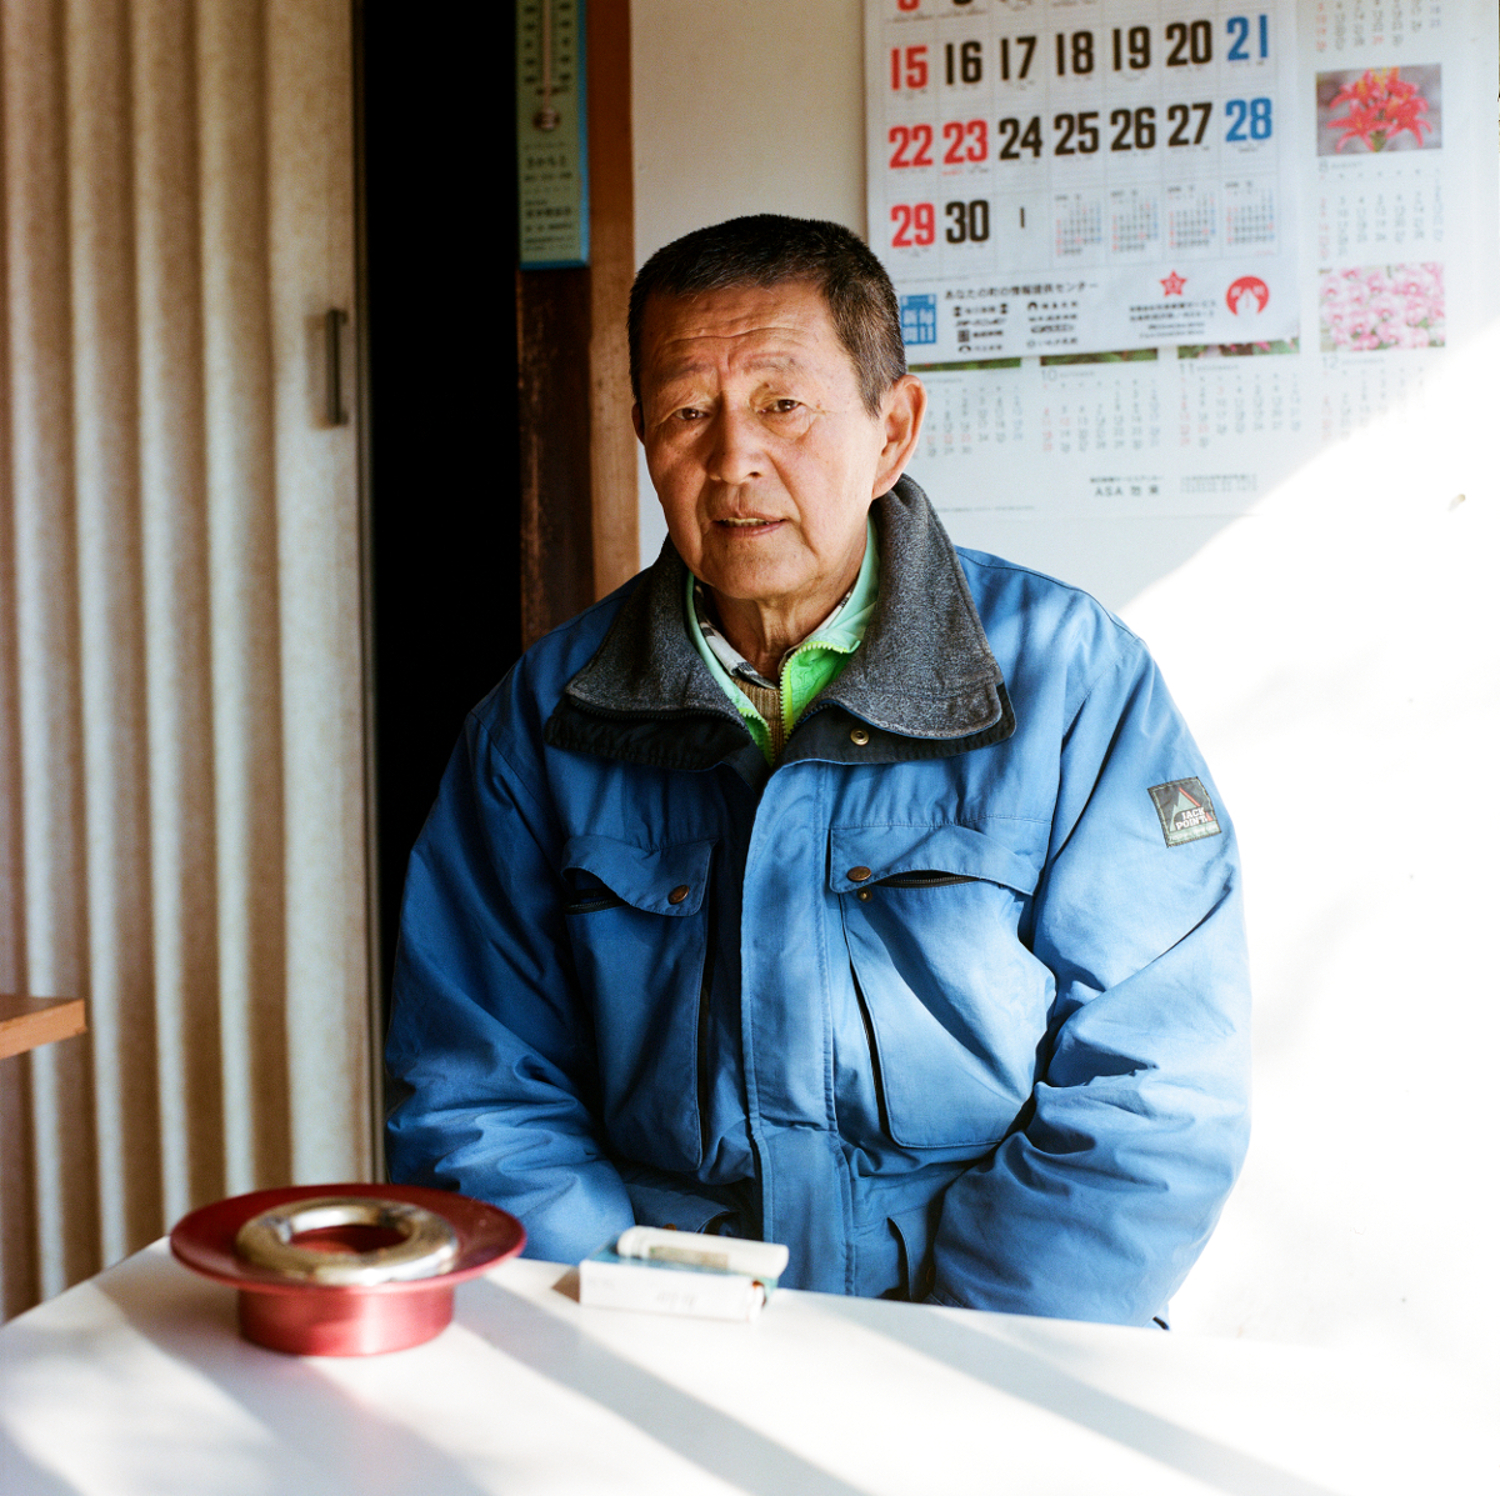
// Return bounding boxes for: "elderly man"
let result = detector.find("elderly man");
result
[386,215,1249,1324]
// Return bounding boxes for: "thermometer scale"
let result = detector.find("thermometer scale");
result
[516,0,588,267]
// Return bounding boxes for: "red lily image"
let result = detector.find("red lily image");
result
[1327,68,1432,152]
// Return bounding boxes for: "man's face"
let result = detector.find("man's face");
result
[634,282,920,615]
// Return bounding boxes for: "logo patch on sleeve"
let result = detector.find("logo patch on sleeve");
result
[1148,777,1222,847]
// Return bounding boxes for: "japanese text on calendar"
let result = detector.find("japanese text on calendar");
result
[867,0,1301,363]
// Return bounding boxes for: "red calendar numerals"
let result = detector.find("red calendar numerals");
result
[890,203,937,247]
[888,124,935,168]
[942,118,988,164]
[889,45,929,91]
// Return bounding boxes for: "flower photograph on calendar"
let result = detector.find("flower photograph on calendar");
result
[1178,339,1299,359]
[1315,66,1441,155]
[1318,263,1445,352]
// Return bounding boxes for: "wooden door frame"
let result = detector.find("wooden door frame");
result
[517,0,636,648]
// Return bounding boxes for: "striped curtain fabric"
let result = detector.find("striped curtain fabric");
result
[0,0,370,1316]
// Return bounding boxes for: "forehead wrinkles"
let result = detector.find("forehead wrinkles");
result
[640,284,847,392]
[652,352,810,397]
[649,325,818,386]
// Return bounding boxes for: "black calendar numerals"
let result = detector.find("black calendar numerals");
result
[1164,20,1214,65]
[998,36,1037,81]
[892,84,1263,181]
[1053,111,1101,155]
[1166,101,1214,145]
[1109,107,1157,151]
[944,40,984,85]
[880,2,1281,265]
[1054,31,1095,76]
[1007,16,1268,82]
[996,116,1045,160]
[944,199,991,243]
[1111,26,1152,71]
[991,102,1219,159]
[891,15,1270,95]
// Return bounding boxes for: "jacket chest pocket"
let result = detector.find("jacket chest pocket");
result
[832,821,1052,1150]
[562,833,717,1172]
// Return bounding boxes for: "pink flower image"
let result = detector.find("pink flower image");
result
[1318,263,1444,353]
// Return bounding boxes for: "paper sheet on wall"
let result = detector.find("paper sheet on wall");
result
[865,0,1498,528]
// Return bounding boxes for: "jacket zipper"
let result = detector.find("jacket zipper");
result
[849,963,891,1139]
[564,892,625,914]
[874,870,979,889]
[696,868,718,1168]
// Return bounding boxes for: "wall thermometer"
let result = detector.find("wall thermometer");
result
[516,0,588,267]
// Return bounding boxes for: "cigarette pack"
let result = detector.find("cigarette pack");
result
[578,1246,778,1322]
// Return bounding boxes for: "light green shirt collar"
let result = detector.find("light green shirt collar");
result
[807,518,879,655]
[685,515,880,755]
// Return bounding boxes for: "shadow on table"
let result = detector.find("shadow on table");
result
[89,1271,496,1496]
[463,1278,873,1496]
[813,1297,1343,1496]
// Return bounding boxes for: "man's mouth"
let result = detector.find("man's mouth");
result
[715,517,781,529]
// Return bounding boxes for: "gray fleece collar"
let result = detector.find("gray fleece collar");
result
[555,476,1009,744]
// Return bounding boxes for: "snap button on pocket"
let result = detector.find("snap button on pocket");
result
[857,889,872,902]
[849,727,870,746]
[667,885,691,905]
[848,866,873,883]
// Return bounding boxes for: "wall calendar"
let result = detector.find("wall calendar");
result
[864,0,1498,524]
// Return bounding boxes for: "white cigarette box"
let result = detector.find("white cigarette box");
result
[578,1246,777,1322]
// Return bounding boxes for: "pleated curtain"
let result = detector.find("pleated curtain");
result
[0,0,370,1316]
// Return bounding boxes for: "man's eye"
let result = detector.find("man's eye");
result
[766,398,801,414]
[673,407,706,422]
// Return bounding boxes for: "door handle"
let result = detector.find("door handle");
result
[325,308,348,426]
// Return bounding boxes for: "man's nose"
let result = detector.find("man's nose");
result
[706,404,764,485]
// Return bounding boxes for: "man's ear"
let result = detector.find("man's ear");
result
[871,375,927,496]
[631,402,645,442]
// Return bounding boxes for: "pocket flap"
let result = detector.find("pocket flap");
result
[561,834,714,916]
[828,821,1044,896]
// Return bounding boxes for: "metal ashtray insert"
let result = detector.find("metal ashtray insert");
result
[234,1195,460,1286]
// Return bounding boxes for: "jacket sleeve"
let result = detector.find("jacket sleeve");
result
[384,708,635,1263]
[928,641,1251,1324]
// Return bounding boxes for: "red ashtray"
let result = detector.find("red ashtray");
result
[170,1183,525,1356]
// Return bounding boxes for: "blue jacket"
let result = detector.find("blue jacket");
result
[386,479,1250,1323]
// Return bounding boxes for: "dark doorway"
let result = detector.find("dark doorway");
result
[357,3,523,1047]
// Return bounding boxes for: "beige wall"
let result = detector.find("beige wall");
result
[632,0,867,262]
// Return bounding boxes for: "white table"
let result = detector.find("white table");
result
[0,1243,1488,1495]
